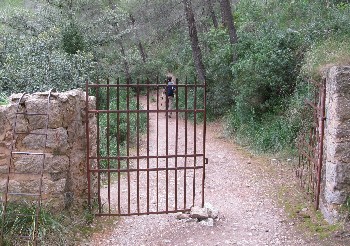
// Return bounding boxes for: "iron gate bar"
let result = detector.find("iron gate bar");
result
[136,81,140,214]
[175,78,179,212]
[85,79,91,210]
[87,83,204,88]
[89,166,204,172]
[202,81,207,208]
[88,109,205,114]
[86,79,206,216]
[156,81,160,212]
[107,78,111,214]
[193,79,197,207]
[96,84,101,214]
[97,209,191,217]
[147,84,151,214]
[127,78,131,215]
[315,79,326,210]
[296,79,326,210]
[165,82,169,213]
[117,78,121,214]
[184,77,188,210]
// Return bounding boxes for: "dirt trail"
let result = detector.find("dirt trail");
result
[83,93,346,246]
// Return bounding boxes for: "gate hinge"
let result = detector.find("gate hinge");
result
[205,158,208,164]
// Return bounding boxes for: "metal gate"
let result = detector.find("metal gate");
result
[85,78,207,216]
[296,79,326,210]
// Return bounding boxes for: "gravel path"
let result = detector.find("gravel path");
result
[82,93,347,246]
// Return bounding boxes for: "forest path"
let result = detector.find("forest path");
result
[82,93,345,246]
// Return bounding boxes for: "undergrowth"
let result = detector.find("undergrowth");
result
[0,201,104,245]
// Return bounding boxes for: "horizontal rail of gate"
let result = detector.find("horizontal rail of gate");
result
[296,79,326,210]
[85,78,207,216]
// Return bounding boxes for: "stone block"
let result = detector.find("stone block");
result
[190,206,209,220]
[327,66,350,96]
[335,142,350,163]
[0,145,10,167]
[324,181,347,204]
[26,97,63,130]
[67,121,85,145]
[14,154,69,175]
[325,161,350,184]
[46,155,70,173]
[6,104,29,133]
[43,178,66,194]
[22,127,69,153]
[331,96,350,120]
[14,155,44,174]
[0,165,8,174]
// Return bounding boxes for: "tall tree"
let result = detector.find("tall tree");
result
[130,14,147,63]
[206,0,218,28]
[182,0,206,83]
[109,2,132,83]
[220,0,238,62]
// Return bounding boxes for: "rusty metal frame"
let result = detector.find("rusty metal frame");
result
[296,79,326,210]
[86,78,207,216]
[1,90,52,245]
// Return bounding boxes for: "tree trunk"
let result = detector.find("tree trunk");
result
[115,25,132,83]
[108,2,132,83]
[182,0,206,83]
[207,0,218,28]
[130,14,147,63]
[220,0,238,62]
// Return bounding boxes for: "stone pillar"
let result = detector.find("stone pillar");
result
[321,66,350,223]
[0,89,96,211]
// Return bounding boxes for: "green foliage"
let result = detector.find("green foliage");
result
[0,92,9,105]
[221,0,350,153]
[302,36,350,79]
[202,28,235,118]
[177,84,206,122]
[62,22,85,54]
[0,6,98,95]
[0,202,67,245]
[95,85,147,169]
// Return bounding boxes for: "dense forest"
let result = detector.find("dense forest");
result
[1,0,350,154]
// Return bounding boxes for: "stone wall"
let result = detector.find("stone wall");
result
[0,89,96,211]
[321,66,350,223]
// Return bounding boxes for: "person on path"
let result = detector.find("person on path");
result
[164,76,176,118]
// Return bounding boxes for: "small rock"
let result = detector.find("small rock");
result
[190,206,209,220]
[176,213,191,220]
[204,203,219,219]
[199,218,214,227]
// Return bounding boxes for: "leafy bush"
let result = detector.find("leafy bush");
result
[62,22,85,55]
[221,0,350,153]
[0,7,98,95]
[302,36,350,79]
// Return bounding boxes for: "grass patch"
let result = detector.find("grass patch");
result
[0,202,67,245]
[277,184,342,240]
[0,201,117,245]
